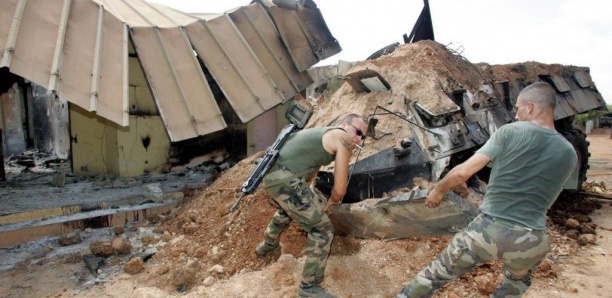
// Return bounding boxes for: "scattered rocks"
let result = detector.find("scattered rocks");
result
[114,226,125,235]
[573,214,592,223]
[90,240,114,257]
[474,273,497,295]
[171,263,198,287]
[82,254,106,276]
[124,257,145,274]
[182,223,199,235]
[143,183,163,201]
[579,223,597,234]
[538,259,553,272]
[58,230,82,246]
[577,234,597,245]
[202,276,215,287]
[111,237,133,254]
[565,218,580,229]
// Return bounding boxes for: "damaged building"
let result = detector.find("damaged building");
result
[0,0,340,178]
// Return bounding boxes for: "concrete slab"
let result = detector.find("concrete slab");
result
[0,159,221,248]
[0,202,175,248]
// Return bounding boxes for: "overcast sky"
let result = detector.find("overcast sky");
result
[151,0,612,104]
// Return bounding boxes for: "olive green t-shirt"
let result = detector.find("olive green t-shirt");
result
[476,122,577,230]
[274,127,339,178]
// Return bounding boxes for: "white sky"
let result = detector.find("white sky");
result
[152,0,612,104]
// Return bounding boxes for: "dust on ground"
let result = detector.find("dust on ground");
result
[1,129,610,298]
[0,41,610,298]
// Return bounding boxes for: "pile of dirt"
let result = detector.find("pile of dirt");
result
[308,40,488,160]
[127,40,600,296]
[477,62,593,86]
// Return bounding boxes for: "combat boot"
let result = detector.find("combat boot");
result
[297,283,337,298]
[255,241,278,256]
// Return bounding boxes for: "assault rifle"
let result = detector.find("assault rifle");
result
[229,101,312,212]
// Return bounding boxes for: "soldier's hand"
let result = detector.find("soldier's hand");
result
[424,189,444,208]
[325,198,340,212]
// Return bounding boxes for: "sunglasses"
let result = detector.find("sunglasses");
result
[349,123,366,140]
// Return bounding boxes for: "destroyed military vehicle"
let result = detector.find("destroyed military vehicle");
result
[308,3,606,239]
[311,41,606,239]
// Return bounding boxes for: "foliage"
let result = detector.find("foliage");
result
[575,104,611,122]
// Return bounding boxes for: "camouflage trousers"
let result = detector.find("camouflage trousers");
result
[397,213,550,298]
[262,168,334,286]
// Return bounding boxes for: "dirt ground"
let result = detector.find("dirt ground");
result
[0,128,610,298]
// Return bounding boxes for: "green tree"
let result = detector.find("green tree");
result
[575,104,611,123]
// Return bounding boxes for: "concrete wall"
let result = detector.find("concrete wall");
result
[28,84,71,159]
[0,80,70,161]
[116,115,170,176]
[70,105,115,174]
[0,84,26,156]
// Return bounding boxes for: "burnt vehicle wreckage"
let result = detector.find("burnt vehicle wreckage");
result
[310,0,606,239]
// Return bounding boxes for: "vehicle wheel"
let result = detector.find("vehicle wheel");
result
[559,128,590,191]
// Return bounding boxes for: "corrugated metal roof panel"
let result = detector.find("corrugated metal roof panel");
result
[1,0,338,141]
[4,0,62,89]
[132,27,225,141]
[540,74,571,93]
[93,0,199,28]
[59,1,129,126]
[56,0,103,111]
[551,73,607,120]
[573,71,591,88]
[84,6,129,126]
[266,0,341,72]
[1,0,129,126]
[229,4,313,101]
[185,21,264,122]
[267,7,317,72]
[186,12,294,122]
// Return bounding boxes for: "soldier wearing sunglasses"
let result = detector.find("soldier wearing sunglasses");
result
[256,113,367,298]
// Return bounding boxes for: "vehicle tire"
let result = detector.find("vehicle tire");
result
[559,128,590,191]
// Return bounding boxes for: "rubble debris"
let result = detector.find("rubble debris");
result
[131,249,156,263]
[548,192,602,237]
[577,234,597,245]
[51,169,66,187]
[111,237,133,255]
[565,218,580,229]
[170,260,200,289]
[90,240,114,257]
[124,257,145,275]
[4,150,67,177]
[582,181,612,199]
[114,226,125,235]
[474,273,499,296]
[143,183,164,201]
[58,230,83,246]
[82,254,106,276]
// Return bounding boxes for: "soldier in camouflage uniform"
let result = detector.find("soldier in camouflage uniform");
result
[397,82,578,298]
[256,114,368,298]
